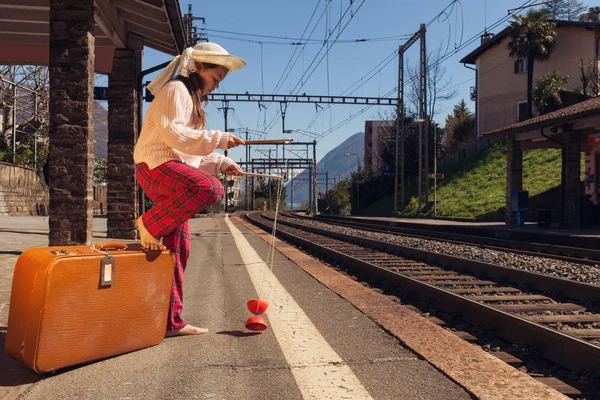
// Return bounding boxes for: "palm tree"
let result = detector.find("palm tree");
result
[508,10,557,119]
[579,7,600,22]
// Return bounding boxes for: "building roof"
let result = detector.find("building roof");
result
[460,20,599,65]
[0,0,187,73]
[482,97,600,137]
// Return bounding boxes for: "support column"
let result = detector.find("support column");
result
[48,0,95,245]
[563,131,582,228]
[107,49,141,239]
[505,134,523,226]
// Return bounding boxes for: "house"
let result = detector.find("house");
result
[461,20,600,138]
[364,120,395,176]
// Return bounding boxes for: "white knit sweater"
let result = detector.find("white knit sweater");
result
[134,80,234,175]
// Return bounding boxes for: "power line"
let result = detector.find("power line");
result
[313,0,538,141]
[265,0,368,133]
[205,28,412,44]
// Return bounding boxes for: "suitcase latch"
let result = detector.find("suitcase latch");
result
[100,255,115,287]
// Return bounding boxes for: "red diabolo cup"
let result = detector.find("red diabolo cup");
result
[245,299,269,332]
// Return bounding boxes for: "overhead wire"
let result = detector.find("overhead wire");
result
[313,0,537,141]
[265,0,368,133]
[306,0,464,133]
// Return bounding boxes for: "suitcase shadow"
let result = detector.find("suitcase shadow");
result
[216,330,261,337]
[0,328,40,387]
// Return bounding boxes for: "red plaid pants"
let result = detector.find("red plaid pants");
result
[136,161,224,330]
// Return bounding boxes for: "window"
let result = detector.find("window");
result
[517,101,529,122]
[514,59,526,74]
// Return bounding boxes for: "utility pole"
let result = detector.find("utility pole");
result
[12,81,17,164]
[219,101,233,212]
[433,123,438,217]
[417,23,428,213]
[183,4,207,45]
[245,128,249,210]
[308,165,312,213]
[394,44,404,214]
[312,140,318,214]
[393,26,425,215]
[422,24,429,210]
[268,148,273,209]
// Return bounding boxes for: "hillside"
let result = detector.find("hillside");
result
[286,131,364,205]
[364,140,574,220]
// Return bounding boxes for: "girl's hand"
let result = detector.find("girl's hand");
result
[227,134,245,149]
[224,162,244,176]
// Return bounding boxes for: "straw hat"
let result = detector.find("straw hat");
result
[146,42,246,95]
[191,42,246,72]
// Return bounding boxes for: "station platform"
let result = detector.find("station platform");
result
[328,214,600,249]
[0,216,568,399]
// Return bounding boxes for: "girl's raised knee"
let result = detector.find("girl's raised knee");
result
[188,176,224,209]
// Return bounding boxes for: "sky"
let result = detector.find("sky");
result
[131,0,593,164]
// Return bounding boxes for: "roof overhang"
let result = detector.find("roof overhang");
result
[0,0,186,74]
[460,20,600,65]
[482,97,600,149]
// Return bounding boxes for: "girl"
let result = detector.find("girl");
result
[133,42,246,337]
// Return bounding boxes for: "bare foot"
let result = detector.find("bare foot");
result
[165,325,209,337]
[136,217,162,250]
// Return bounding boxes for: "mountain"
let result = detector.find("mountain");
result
[286,131,364,206]
[94,102,108,158]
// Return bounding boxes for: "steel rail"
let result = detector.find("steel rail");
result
[296,213,600,265]
[245,211,600,374]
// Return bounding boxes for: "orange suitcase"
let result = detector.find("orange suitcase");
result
[5,241,174,373]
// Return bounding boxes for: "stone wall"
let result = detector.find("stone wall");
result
[0,162,49,216]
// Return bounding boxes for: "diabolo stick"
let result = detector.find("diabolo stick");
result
[243,172,283,180]
[244,139,294,145]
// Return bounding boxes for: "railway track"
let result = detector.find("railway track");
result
[243,211,600,397]
[288,213,600,266]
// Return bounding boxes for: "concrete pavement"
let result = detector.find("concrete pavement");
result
[0,216,472,400]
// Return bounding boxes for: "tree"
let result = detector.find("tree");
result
[444,99,475,153]
[0,65,49,162]
[533,71,569,115]
[577,58,599,97]
[253,178,287,210]
[407,44,458,120]
[579,7,600,22]
[322,179,351,215]
[546,0,587,20]
[93,156,107,184]
[508,10,557,119]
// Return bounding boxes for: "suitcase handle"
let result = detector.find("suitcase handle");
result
[94,241,128,251]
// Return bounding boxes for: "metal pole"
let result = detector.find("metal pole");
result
[219,101,232,212]
[308,166,312,212]
[325,171,329,194]
[434,122,437,217]
[422,24,429,207]
[394,45,403,214]
[251,163,255,209]
[356,154,360,214]
[291,170,294,209]
[417,24,427,212]
[313,140,318,214]
[223,106,228,212]
[34,94,38,170]
[12,82,17,164]
[400,56,406,212]
[245,129,249,210]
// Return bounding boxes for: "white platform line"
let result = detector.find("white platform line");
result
[225,217,372,400]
